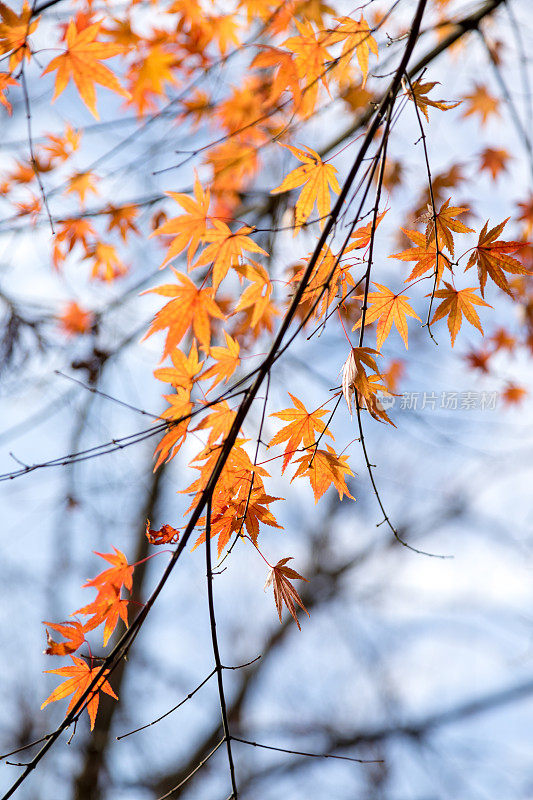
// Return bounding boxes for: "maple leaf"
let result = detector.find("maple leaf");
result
[106,204,139,242]
[326,15,378,87]
[42,19,130,119]
[271,144,340,230]
[143,269,225,357]
[193,401,237,447]
[405,78,460,122]
[269,393,334,473]
[479,147,510,181]
[202,331,240,389]
[502,382,527,406]
[466,218,529,296]
[490,327,516,352]
[353,282,421,350]
[146,520,180,545]
[126,45,178,114]
[52,218,96,268]
[153,388,193,469]
[345,210,387,253]
[58,301,94,337]
[194,220,268,290]
[391,228,450,285]
[84,546,134,593]
[206,12,240,56]
[284,19,332,116]
[41,656,118,730]
[420,198,473,257]
[233,261,274,330]
[291,444,354,503]
[65,170,99,205]
[517,196,533,236]
[429,281,491,346]
[153,340,204,395]
[465,349,491,374]
[265,557,309,631]
[0,1,39,69]
[341,347,393,423]
[76,585,129,647]
[0,72,18,114]
[85,242,127,282]
[43,620,86,656]
[152,173,210,267]
[42,124,81,164]
[195,489,282,555]
[252,46,301,106]
[462,83,500,126]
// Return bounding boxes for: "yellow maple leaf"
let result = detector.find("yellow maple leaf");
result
[42,19,130,119]
[271,143,340,231]
[429,282,491,346]
[353,283,421,350]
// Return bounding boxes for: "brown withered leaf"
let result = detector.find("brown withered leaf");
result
[264,557,309,631]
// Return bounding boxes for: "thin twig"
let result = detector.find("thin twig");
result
[205,493,239,799]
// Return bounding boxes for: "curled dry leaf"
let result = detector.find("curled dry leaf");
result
[43,620,86,656]
[146,520,180,545]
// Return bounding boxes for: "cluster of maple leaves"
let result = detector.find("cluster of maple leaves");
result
[1,0,532,731]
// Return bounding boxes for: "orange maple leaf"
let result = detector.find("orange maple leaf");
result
[0,72,18,114]
[143,269,225,357]
[345,210,387,253]
[391,228,450,285]
[479,147,511,181]
[153,388,193,469]
[251,46,301,106]
[0,1,39,69]
[202,331,240,389]
[429,281,491,346]
[193,401,237,447]
[405,78,460,122]
[271,143,340,230]
[461,83,500,126]
[502,382,527,406]
[353,282,421,350]
[152,174,210,267]
[58,301,94,337]
[76,585,129,647]
[291,444,354,503]
[41,656,118,730]
[265,557,309,631]
[85,241,127,282]
[269,393,333,473]
[83,547,134,593]
[106,204,139,242]
[42,124,81,164]
[466,218,529,296]
[420,198,473,257]
[42,18,130,118]
[43,620,86,656]
[194,489,282,555]
[153,340,204,395]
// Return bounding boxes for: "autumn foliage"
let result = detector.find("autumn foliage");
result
[1,0,532,775]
